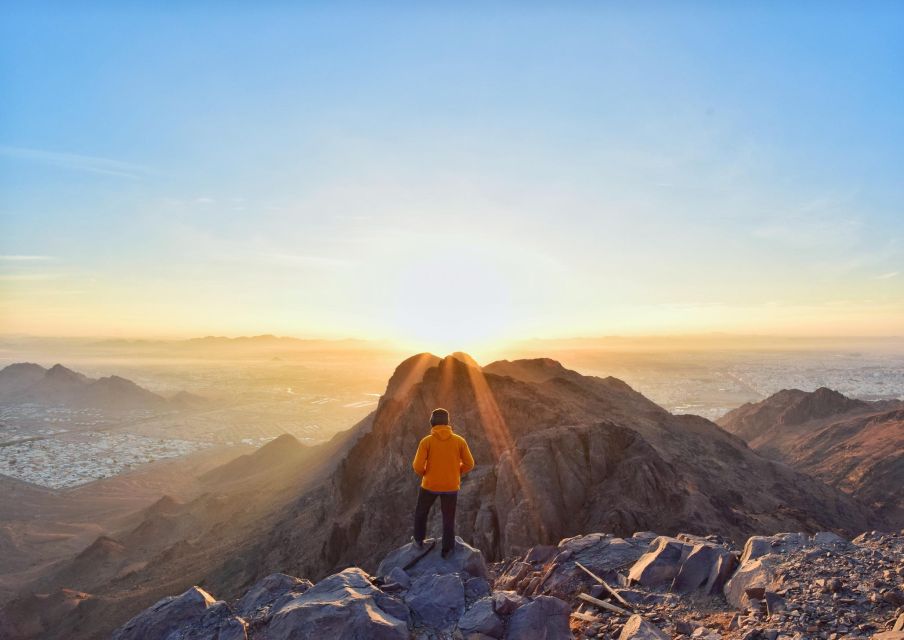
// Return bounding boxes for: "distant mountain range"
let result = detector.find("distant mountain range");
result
[2,353,890,640]
[718,387,904,526]
[0,363,206,411]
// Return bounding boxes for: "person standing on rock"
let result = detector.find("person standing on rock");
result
[412,407,475,557]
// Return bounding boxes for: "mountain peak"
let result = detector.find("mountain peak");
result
[45,363,87,382]
[483,357,574,384]
[446,352,481,368]
[384,353,443,400]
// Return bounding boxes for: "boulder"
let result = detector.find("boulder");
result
[628,536,693,588]
[378,537,489,580]
[724,557,777,609]
[504,595,573,639]
[617,614,669,640]
[266,567,409,640]
[387,567,412,590]
[179,602,248,640]
[812,531,848,547]
[458,597,504,638]
[405,572,466,630]
[764,591,785,615]
[520,533,648,598]
[465,576,492,600]
[234,573,312,620]
[493,590,528,615]
[671,543,738,595]
[112,586,246,640]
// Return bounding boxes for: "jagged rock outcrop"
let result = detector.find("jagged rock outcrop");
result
[113,537,574,639]
[111,586,247,640]
[233,573,312,622]
[110,528,904,640]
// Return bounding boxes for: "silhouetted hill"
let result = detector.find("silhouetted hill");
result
[0,363,47,395]
[0,363,191,411]
[199,434,309,486]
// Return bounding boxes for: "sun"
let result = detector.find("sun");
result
[385,255,518,360]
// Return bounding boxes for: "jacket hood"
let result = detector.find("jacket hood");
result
[431,425,454,441]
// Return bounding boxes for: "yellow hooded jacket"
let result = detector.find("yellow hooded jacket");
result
[412,425,475,492]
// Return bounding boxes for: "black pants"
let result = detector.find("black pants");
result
[413,488,458,553]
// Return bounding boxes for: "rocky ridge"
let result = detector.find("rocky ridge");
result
[113,528,904,640]
[718,388,904,526]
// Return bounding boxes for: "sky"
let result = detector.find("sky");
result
[1,2,903,352]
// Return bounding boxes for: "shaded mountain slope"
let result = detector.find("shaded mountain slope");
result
[719,390,904,525]
[0,410,377,640]
[717,387,869,445]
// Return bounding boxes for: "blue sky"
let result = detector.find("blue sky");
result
[1,2,902,346]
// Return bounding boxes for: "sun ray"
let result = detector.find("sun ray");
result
[463,362,548,547]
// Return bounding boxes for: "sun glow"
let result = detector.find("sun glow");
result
[385,249,519,359]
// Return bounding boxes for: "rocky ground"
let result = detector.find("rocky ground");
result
[111,529,904,639]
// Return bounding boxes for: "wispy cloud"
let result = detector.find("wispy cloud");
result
[0,145,149,179]
[0,255,56,261]
[876,271,899,280]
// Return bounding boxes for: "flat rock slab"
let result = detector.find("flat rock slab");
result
[504,595,573,640]
[266,567,409,640]
[378,536,489,580]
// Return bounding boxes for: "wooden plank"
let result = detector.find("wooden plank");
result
[570,611,600,622]
[574,561,634,610]
[577,592,631,616]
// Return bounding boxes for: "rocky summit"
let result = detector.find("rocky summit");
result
[113,528,904,640]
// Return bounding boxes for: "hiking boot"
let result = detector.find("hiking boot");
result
[411,536,425,550]
[441,548,453,558]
